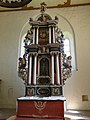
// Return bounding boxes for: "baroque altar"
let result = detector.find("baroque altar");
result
[16,2,72,120]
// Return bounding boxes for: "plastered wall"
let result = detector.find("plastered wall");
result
[0,5,90,110]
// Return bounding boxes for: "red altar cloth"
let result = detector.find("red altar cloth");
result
[16,97,65,119]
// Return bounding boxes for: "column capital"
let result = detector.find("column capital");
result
[32,26,39,29]
[29,52,38,56]
[50,51,59,55]
[52,25,56,28]
[48,25,56,27]
[29,53,33,56]
[48,25,52,27]
[50,52,54,55]
[33,52,38,56]
[55,52,59,55]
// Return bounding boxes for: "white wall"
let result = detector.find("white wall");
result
[0,6,90,110]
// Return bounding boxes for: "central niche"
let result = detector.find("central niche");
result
[37,57,50,85]
[40,57,49,76]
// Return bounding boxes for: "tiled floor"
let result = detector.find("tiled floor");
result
[0,108,90,120]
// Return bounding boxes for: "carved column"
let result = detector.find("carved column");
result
[28,55,32,84]
[51,53,54,84]
[36,27,39,44]
[33,28,35,44]
[60,53,63,85]
[56,53,60,84]
[53,26,55,43]
[49,27,51,43]
[33,54,37,85]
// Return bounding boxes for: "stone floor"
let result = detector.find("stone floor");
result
[0,108,16,119]
[65,110,90,120]
[0,108,90,120]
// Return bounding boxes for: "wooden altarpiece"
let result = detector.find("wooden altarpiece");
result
[16,2,72,120]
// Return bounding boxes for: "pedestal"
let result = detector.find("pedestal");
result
[16,96,65,120]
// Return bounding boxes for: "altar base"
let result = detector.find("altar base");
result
[16,118,64,120]
[16,97,65,120]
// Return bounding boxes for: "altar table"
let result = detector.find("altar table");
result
[16,96,65,120]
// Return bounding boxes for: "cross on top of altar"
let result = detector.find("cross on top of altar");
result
[40,2,47,14]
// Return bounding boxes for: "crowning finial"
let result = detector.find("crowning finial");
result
[40,2,47,14]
